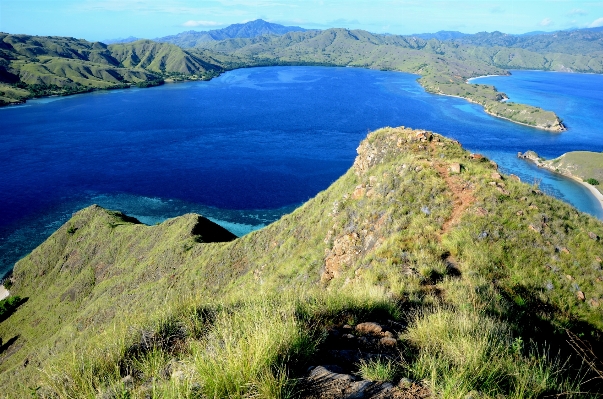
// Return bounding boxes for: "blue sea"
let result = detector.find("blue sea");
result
[1,67,602,277]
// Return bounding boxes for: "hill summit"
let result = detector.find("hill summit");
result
[1,127,603,397]
[155,19,308,48]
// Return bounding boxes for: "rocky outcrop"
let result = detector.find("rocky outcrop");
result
[300,320,431,399]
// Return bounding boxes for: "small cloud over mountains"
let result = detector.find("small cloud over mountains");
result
[183,20,222,27]
[589,17,603,28]
[539,18,553,26]
[567,8,587,16]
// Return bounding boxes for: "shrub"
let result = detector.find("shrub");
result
[586,178,600,186]
[0,296,24,321]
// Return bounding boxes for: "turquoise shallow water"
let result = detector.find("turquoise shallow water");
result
[1,66,601,277]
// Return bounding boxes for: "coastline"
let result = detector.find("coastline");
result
[518,153,603,216]
[466,74,504,83]
[567,175,603,214]
[429,90,565,132]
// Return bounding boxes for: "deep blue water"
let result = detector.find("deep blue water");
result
[1,67,602,278]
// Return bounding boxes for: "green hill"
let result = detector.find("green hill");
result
[0,34,227,105]
[197,28,584,131]
[450,28,603,55]
[2,127,603,397]
[4,27,603,131]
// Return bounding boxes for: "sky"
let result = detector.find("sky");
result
[1,0,603,41]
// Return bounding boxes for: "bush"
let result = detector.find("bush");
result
[0,296,24,321]
[586,178,600,186]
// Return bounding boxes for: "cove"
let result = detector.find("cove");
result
[1,66,602,278]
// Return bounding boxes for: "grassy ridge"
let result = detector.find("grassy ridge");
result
[1,127,603,397]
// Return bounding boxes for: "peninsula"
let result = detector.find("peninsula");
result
[518,150,603,210]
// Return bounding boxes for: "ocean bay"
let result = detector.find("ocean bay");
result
[1,66,602,277]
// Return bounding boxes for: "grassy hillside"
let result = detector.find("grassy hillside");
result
[0,34,227,105]
[198,28,577,131]
[1,127,603,398]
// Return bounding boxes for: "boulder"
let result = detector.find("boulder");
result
[449,163,461,174]
[355,322,383,335]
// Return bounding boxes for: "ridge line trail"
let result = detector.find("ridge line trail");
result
[430,141,476,239]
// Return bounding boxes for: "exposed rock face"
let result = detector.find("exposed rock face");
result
[323,233,362,282]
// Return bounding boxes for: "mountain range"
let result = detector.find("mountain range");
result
[154,19,307,48]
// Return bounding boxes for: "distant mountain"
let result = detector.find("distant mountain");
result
[412,31,470,41]
[155,19,308,48]
[451,28,603,54]
[103,36,141,44]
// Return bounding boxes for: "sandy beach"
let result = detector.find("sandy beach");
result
[466,74,503,83]
[0,286,9,300]
[570,175,603,214]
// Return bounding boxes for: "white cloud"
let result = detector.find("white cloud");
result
[589,17,603,28]
[183,20,222,27]
[568,8,587,16]
[539,18,552,26]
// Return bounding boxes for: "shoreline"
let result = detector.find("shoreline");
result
[518,153,603,216]
[430,91,565,132]
[466,74,504,83]
[566,175,603,214]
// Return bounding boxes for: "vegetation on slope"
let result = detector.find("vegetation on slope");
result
[196,28,580,131]
[1,127,603,397]
[5,25,603,131]
[0,34,228,105]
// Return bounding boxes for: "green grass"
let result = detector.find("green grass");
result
[1,127,603,397]
[357,358,400,382]
[404,307,578,398]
